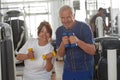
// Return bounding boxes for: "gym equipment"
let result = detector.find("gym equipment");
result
[42,51,56,60]
[28,48,35,61]
[95,37,120,80]
[62,32,77,48]
[62,32,70,48]
[4,10,28,52]
[0,22,16,80]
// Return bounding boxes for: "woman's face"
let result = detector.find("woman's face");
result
[38,26,51,42]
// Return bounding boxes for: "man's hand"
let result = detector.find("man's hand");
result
[62,36,69,46]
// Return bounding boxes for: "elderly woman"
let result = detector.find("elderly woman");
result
[16,21,55,80]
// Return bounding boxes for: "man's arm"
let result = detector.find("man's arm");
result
[77,39,96,55]
[57,35,70,57]
[57,41,66,57]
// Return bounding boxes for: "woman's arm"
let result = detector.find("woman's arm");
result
[16,54,28,61]
[16,51,34,61]
[45,52,54,72]
[46,59,53,72]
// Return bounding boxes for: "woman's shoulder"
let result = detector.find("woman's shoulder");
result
[47,42,53,47]
[26,38,38,43]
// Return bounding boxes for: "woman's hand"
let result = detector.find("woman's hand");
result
[46,52,53,60]
[27,51,34,59]
[45,52,53,72]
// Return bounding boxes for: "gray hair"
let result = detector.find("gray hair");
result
[59,5,74,16]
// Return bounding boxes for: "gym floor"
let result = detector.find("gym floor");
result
[51,60,63,80]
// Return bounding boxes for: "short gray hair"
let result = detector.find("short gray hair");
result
[59,5,74,16]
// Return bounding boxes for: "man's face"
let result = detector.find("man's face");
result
[60,9,75,29]
[100,10,104,16]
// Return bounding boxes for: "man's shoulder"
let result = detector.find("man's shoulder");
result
[56,25,64,32]
[76,20,89,26]
[57,25,63,29]
[76,20,85,24]
[90,14,98,21]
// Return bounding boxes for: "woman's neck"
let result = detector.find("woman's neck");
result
[38,40,48,46]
